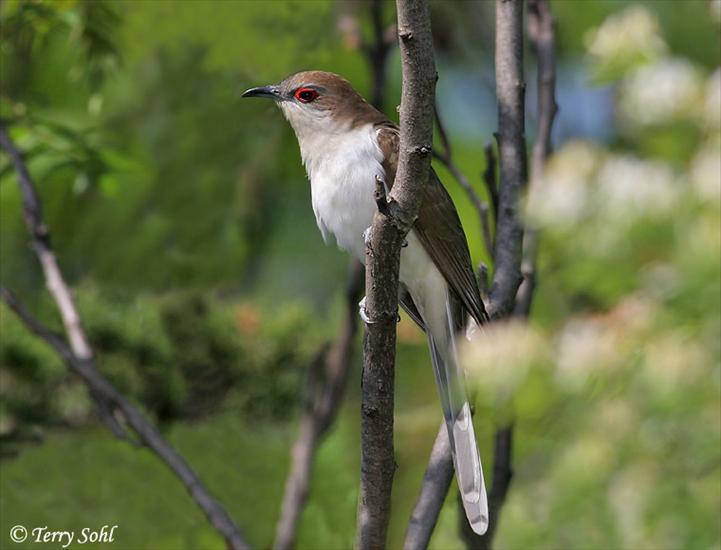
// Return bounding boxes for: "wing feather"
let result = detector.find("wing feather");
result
[376,125,488,327]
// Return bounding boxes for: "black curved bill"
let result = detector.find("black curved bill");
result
[241,85,280,99]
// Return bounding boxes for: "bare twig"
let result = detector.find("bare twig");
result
[486,0,528,321]
[514,0,557,318]
[462,1,529,546]
[364,0,397,111]
[403,423,454,550]
[433,104,494,255]
[460,426,514,550]
[356,0,436,546]
[273,262,363,550]
[475,426,514,549]
[0,124,249,550]
[0,123,126,438]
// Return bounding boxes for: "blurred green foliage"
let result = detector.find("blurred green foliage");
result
[1,284,320,454]
[1,1,719,549]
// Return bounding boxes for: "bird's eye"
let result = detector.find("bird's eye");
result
[295,88,319,103]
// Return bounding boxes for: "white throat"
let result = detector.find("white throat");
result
[280,102,385,259]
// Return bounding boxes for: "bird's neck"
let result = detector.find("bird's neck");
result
[278,100,390,181]
[282,116,381,183]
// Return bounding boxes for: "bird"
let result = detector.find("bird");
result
[243,70,489,535]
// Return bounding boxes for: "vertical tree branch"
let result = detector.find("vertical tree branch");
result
[486,0,528,320]
[366,0,395,111]
[403,423,454,550]
[356,0,436,546]
[0,125,249,550]
[462,2,531,547]
[514,0,557,318]
[405,0,539,546]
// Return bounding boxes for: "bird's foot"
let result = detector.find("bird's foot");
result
[358,296,374,324]
[363,226,372,246]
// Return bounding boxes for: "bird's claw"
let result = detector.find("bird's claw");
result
[358,296,374,324]
[363,227,372,246]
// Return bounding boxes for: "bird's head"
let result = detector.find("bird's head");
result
[242,70,381,138]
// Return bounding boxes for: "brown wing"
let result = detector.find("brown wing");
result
[376,124,488,327]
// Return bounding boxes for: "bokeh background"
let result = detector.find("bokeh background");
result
[1,1,719,549]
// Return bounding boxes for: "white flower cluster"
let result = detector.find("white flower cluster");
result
[526,140,680,231]
[585,5,667,76]
[461,321,547,402]
[618,58,704,128]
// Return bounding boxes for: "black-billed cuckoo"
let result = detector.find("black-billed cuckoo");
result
[243,71,489,535]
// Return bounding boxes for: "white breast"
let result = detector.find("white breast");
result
[300,123,385,260]
[283,110,443,321]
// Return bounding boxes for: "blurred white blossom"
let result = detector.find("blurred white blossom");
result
[554,319,613,390]
[462,321,547,399]
[585,5,667,78]
[618,58,704,128]
[527,140,603,227]
[596,155,678,219]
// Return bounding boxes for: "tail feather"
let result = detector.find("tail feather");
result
[428,332,489,535]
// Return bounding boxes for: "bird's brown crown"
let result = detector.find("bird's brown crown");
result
[279,70,390,128]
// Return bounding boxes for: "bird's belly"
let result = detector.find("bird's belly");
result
[311,168,378,260]
[309,156,445,319]
[311,168,441,294]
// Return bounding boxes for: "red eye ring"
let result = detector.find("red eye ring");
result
[294,87,319,103]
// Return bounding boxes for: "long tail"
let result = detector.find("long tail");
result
[427,311,488,535]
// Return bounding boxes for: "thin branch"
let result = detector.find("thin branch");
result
[405,0,532,546]
[273,262,363,550]
[0,125,249,550]
[464,2,530,546]
[433,104,494,255]
[403,423,454,550]
[486,0,528,321]
[0,123,126,437]
[0,287,251,550]
[364,0,397,111]
[514,0,558,318]
[356,0,436,546]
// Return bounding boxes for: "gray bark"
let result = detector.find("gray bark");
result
[356,0,436,547]
[403,424,454,550]
[487,0,528,320]
[514,0,558,318]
